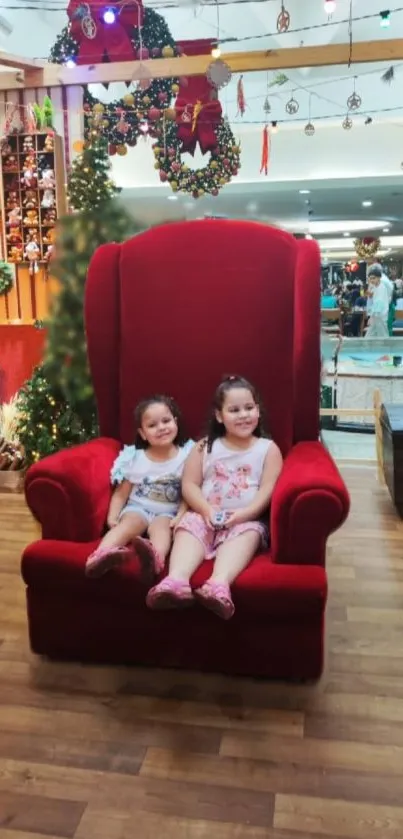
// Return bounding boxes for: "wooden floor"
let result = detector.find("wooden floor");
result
[1,467,403,839]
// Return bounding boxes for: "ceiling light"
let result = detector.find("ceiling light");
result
[380,10,391,27]
[299,189,310,194]
[103,7,116,23]
[362,200,373,207]
[324,0,336,13]
[211,46,221,58]
[305,234,313,240]
[343,232,350,237]
[65,58,76,68]
[167,195,178,201]
[271,121,278,133]
[383,227,390,232]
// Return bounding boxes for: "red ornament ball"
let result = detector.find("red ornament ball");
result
[223,158,230,166]
[108,144,117,155]
[158,91,168,103]
[159,171,168,182]
[211,188,219,196]
[167,147,176,156]
[151,46,160,57]
[148,107,161,121]
[172,161,181,172]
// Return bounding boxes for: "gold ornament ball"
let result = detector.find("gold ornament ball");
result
[171,180,178,190]
[164,108,176,121]
[154,146,161,154]
[181,164,188,172]
[142,96,151,105]
[198,188,205,196]
[232,145,240,153]
[123,93,135,106]
[154,161,160,169]
[116,144,128,156]
[219,177,226,185]
[210,161,218,169]
[162,45,174,58]
[171,83,179,94]
[93,103,104,114]
[102,119,109,128]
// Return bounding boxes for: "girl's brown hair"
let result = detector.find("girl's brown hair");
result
[134,395,188,449]
[205,375,269,452]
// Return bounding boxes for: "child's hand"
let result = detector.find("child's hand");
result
[107,516,118,529]
[170,512,183,530]
[201,505,217,529]
[224,509,248,528]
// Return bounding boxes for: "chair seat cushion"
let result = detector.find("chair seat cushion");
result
[22,539,327,620]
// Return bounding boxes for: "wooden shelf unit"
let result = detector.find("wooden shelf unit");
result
[0,132,66,265]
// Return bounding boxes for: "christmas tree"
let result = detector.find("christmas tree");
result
[16,118,140,464]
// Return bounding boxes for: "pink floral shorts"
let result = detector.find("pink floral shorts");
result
[177,512,268,560]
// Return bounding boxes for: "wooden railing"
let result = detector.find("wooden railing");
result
[0,264,59,324]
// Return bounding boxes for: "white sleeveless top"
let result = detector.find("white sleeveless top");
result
[111,441,194,516]
[202,437,272,512]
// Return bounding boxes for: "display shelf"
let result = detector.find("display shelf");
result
[0,132,66,267]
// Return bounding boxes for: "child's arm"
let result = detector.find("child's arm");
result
[107,479,132,528]
[170,499,188,529]
[225,444,283,527]
[182,445,215,526]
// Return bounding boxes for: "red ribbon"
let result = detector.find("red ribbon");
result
[175,98,222,156]
[67,0,143,64]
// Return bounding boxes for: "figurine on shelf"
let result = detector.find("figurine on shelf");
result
[22,135,34,154]
[42,208,56,226]
[39,167,55,189]
[41,188,55,209]
[9,245,23,263]
[23,208,38,226]
[21,154,37,188]
[23,189,38,209]
[44,133,54,152]
[6,228,22,244]
[1,140,13,156]
[3,155,18,172]
[7,207,21,227]
[43,226,56,245]
[6,191,19,210]
[24,230,40,275]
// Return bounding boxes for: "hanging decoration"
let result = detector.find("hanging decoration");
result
[263,95,271,115]
[260,124,270,176]
[277,1,291,32]
[206,58,232,89]
[65,0,143,64]
[285,94,299,115]
[237,76,246,116]
[50,5,179,154]
[0,261,14,296]
[347,77,362,111]
[269,72,289,88]
[354,236,380,260]
[304,95,315,136]
[381,66,395,84]
[342,114,353,130]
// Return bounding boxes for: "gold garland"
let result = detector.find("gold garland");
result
[354,237,380,260]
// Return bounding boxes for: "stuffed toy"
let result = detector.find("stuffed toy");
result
[41,189,55,209]
[39,168,55,189]
[23,208,38,226]
[3,155,18,172]
[23,189,37,209]
[42,208,56,225]
[25,234,41,275]
[43,226,56,245]
[1,140,13,157]
[9,245,23,262]
[6,229,22,244]
[44,133,54,152]
[6,191,19,210]
[7,207,21,227]
[21,155,37,188]
[22,136,34,154]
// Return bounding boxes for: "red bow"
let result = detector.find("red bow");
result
[67,0,143,64]
[175,98,222,156]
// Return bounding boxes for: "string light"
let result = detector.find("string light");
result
[271,120,278,133]
[65,58,76,68]
[103,7,116,23]
[324,0,336,13]
[211,46,221,58]
[380,10,391,27]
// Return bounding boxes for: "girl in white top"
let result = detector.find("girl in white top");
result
[85,395,193,580]
[147,376,283,620]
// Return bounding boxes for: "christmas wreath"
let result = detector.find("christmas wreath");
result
[50,3,179,153]
[0,262,14,296]
[153,117,241,197]
[354,237,380,260]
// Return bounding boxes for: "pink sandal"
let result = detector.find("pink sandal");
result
[194,581,235,620]
[85,545,131,578]
[146,576,194,610]
[132,536,165,584]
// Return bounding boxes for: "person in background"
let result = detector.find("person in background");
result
[369,263,395,335]
[321,288,337,309]
[365,267,390,338]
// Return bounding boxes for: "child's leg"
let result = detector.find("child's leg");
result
[132,516,173,583]
[195,530,261,620]
[86,512,147,577]
[146,529,205,610]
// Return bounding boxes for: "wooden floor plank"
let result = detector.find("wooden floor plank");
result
[274,794,403,838]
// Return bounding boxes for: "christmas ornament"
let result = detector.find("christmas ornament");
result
[175,99,222,156]
[285,95,299,115]
[304,122,315,136]
[206,59,232,90]
[263,95,271,115]
[277,2,290,32]
[354,237,380,260]
[66,0,143,64]
[237,76,246,117]
[347,78,362,111]
[342,114,353,130]
[260,125,270,176]
[381,66,395,84]
[0,261,14,296]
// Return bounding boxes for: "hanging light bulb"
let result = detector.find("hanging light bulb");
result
[103,7,116,23]
[324,0,336,13]
[65,57,76,68]
[211,45,221,59]
[380,10,391,27]
[271,121,278,134]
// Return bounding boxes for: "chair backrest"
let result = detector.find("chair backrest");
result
[86,219,320,454]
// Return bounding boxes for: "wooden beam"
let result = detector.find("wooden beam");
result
[0,70,25,88]
[0,37,400,90]
[0,50,45,72]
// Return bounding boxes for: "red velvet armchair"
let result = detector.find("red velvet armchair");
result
[22,220,349,680]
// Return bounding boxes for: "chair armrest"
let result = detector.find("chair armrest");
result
[25,437,121,542]
[270,441,350,566]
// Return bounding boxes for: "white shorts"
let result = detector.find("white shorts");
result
[119,503,174,527]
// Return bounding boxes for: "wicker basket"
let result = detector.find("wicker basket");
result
[0,469,25,493]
